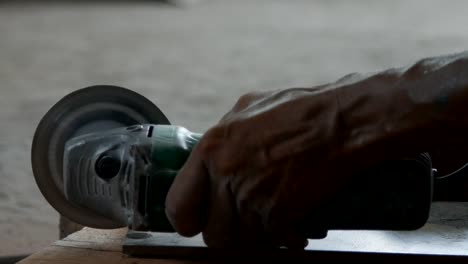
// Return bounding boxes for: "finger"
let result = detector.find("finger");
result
[202,185,273,249]
[165,144,209,237]
[230,168,278,248]
[271,231,308,250]
[236,209,276,249]
[202,177,239,248]
[263,209,309,249]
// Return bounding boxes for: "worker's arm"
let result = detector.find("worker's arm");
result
[165,51,468,248]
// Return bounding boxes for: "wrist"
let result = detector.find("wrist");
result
[334,53,468,165]
[333,71,434,164]
[399,53,468,150]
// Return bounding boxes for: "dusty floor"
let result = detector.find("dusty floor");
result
[1,0,468,256]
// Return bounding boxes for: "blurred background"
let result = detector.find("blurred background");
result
[0,0,467,256]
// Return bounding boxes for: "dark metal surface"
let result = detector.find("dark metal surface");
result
[123,202,468,261]
[31,85,170,229]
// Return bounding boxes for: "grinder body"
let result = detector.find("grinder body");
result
[64,124,433,239]
[32,85,433,239]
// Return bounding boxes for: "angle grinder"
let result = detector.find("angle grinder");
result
[32,85,435,239]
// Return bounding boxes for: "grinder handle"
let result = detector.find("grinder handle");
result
[146,125,433,239]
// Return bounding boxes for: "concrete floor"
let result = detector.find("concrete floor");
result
[1,0,468,255]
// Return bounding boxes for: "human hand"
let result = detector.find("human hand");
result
[165,87,352,249]
[165,52,468,248]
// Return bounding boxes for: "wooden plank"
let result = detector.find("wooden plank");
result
[54,227,126,252]
[59,215,84,239]
[17,245,196,264]
[18,228,197,264]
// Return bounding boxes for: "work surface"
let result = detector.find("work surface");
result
[18,202,468,263]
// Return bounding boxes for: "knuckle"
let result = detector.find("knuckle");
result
[238,92,256,103]
[197,127,224,154]
[199,126,236,174]
[233,92,260,111]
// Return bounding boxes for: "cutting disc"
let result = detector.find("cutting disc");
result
[32,85,170,229]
